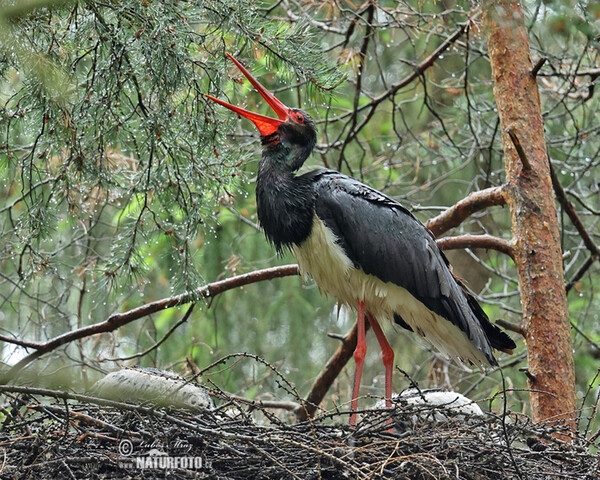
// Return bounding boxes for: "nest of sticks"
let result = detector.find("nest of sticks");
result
[0,384,598,480]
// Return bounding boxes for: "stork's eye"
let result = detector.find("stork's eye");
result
[294,113,304,124]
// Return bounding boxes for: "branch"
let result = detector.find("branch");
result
[548,158,600,258]
[531,57,547,77]
[0,264,300,382]
[297,319,369,421]
[336,3,375,170]
[229,394,301,413]
[371,21,470,107]
[325,18,472,129]
[507,128,531,171]
[0,335,42,350]
[496,319,525,337]
[436,234,514,259]
[548,157,600,294]
[425,185,507,237]
[565,254,598,294]
[101,304,196,362]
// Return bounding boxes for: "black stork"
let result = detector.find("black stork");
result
[205,53,516,426]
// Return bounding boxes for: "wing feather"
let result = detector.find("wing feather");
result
[309,170,515,361]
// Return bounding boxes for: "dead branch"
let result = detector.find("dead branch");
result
[229,395,301,412]
[496,319,525,337]
[547,157,599,294]
[0,335,43,350]
[0,264,300,382]
[507,128,531,171]
[531,57,547,77]
[548,158,600,258]
[370,20,471,108]
[566,254,598,294]
[336,3,375,170]
[425,185,507,237]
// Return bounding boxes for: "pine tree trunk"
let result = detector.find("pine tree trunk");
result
[483,1,577,433]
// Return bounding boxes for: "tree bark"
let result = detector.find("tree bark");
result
[483,1,576,433]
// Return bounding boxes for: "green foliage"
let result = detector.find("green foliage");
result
[0,0,340,385]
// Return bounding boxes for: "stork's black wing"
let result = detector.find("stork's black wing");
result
[308,170,515,363]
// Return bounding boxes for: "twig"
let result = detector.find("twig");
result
[251,444,304,480]
[197,352,308,418]
[499,368,525,480]
[548,158,600,258]
[326,18,472,129]
[336,2,375,170]
[374,21,471,107]
[566,189,600,215]
[229,395,301,412]
[27,404,134,438]
[531,57,547,77]
[101,304,195,362]
[549,156,600,292]
[496,319,525,337]
[507,128,531,171]
[519,367,537,383]
[565,254,598,294]
[579,368,600,439]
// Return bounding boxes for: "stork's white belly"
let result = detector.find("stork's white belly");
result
[292,216,489,366]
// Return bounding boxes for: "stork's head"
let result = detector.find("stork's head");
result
[205,53,316,171]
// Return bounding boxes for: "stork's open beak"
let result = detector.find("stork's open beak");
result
[204,53,291,136]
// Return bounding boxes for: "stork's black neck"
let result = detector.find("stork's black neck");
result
[255,142,315,253]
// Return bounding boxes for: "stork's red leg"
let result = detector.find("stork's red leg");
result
[350,299,367,427]
[367,313,394,417]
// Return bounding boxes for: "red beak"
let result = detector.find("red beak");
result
[204,53,291,136]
